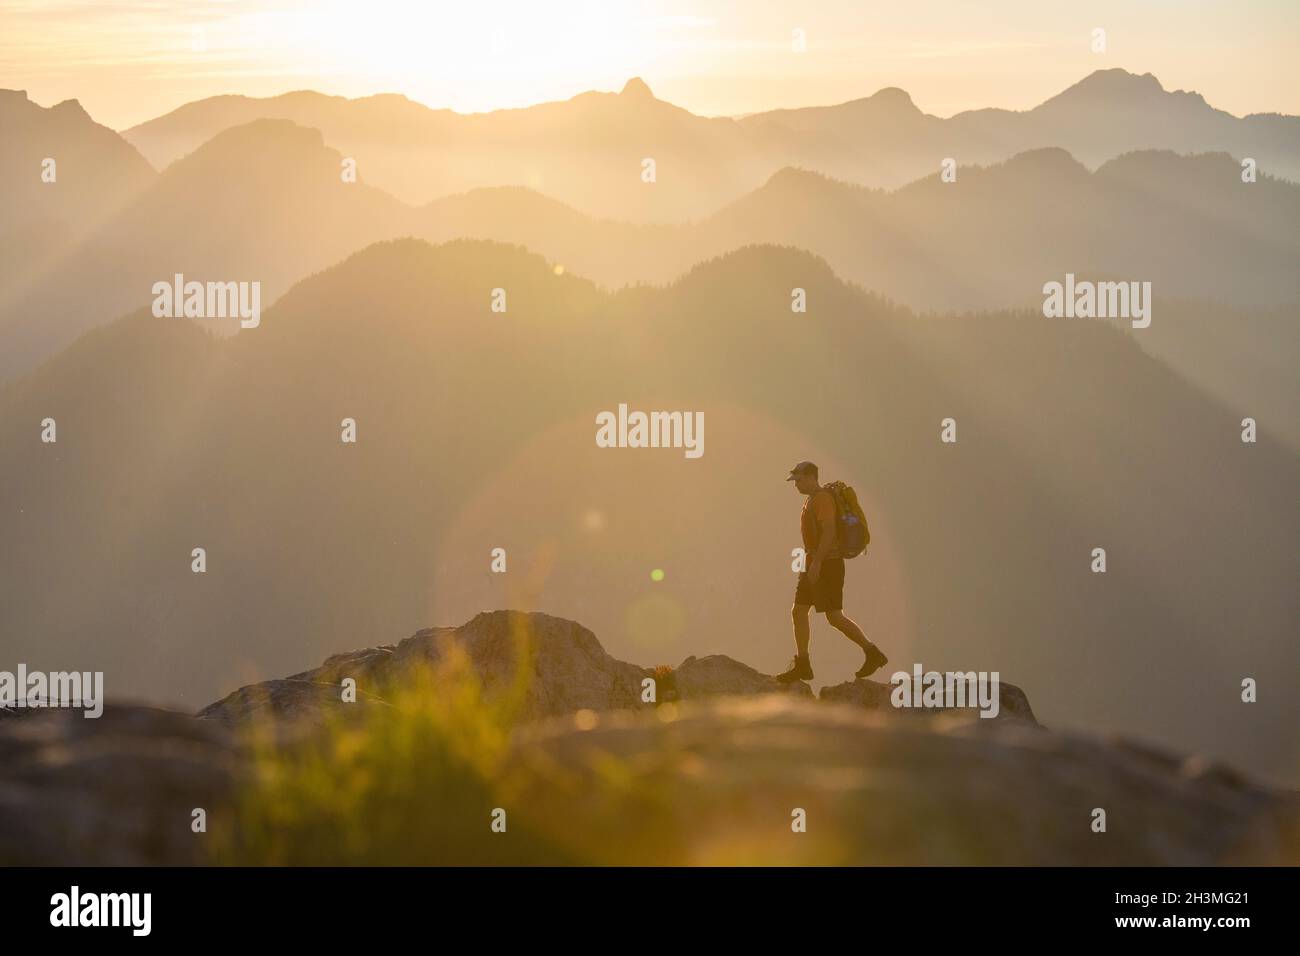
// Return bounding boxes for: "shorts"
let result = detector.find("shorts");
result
[794,556,845,613]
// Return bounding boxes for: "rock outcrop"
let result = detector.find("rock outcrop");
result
[667,654,814,701]
[200,610,1019,726]
[819,676,1038,723]
[197,678,394,729]
[201,611,650,726]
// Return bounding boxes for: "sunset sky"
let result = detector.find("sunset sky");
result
[2,0,1297,129]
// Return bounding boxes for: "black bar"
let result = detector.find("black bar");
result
[0,866,1286,941]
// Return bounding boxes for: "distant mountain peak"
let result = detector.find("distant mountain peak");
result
[763,165,834,190]
[168,118,330,175]
[1,91,97,125]
[997,146,1089,175]
[867,86,917,110]
[1052,68,1167,102]
[621,77,654,99]
[1084,68,1162,89]
[52,98,91,119]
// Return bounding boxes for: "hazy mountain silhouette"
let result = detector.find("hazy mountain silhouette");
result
[123,78,774,222]
[0,119,410,380]
[0,90,155,318]
[1,240,1295,785]
[0,90,154,236]
[759,68,1300,187]
[413,149,1299,308]
[413,152,1300,446]
[1020,69,1299,166]
[121,69,1300,221]
[1126,299,1297,448]
[6,112,1296,449]
[8,100,1298,457]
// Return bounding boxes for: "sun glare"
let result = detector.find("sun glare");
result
[300,0,661,112]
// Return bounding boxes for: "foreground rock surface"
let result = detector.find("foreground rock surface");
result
[505,696,1299,865]
[2,611,1293,865]
[0,705,236,865]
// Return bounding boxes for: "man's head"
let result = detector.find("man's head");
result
[786,460,820,494]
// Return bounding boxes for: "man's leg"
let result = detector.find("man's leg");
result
[827,608,888,677]
[792,603,812,657]
[776,603,815,683]
[825,608,869,651]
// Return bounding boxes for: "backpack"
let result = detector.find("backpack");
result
[823,481,871,559]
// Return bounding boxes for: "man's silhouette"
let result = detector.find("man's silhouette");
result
[777,460,888,684]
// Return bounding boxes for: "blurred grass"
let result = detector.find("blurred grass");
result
[210,625,578,865]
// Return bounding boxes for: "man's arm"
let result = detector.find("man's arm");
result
[808,494,837,583]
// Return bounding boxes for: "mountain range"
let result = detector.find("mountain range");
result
[120,69,1300,219]
[4,102,1295,448]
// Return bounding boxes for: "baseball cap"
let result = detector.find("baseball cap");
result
[786,460,818,481]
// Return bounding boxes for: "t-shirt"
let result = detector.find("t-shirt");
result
[800,489,839,559]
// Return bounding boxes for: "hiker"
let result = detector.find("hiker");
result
[777,460,888,684]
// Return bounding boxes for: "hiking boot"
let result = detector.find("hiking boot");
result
[855,645,889,679]
[776,654,814,684]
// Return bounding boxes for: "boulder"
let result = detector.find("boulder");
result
[200,610,650,726]
[668,654,814,701]
[819,676,1039,723]
[201,611,822,728]
[197,678,391,729]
